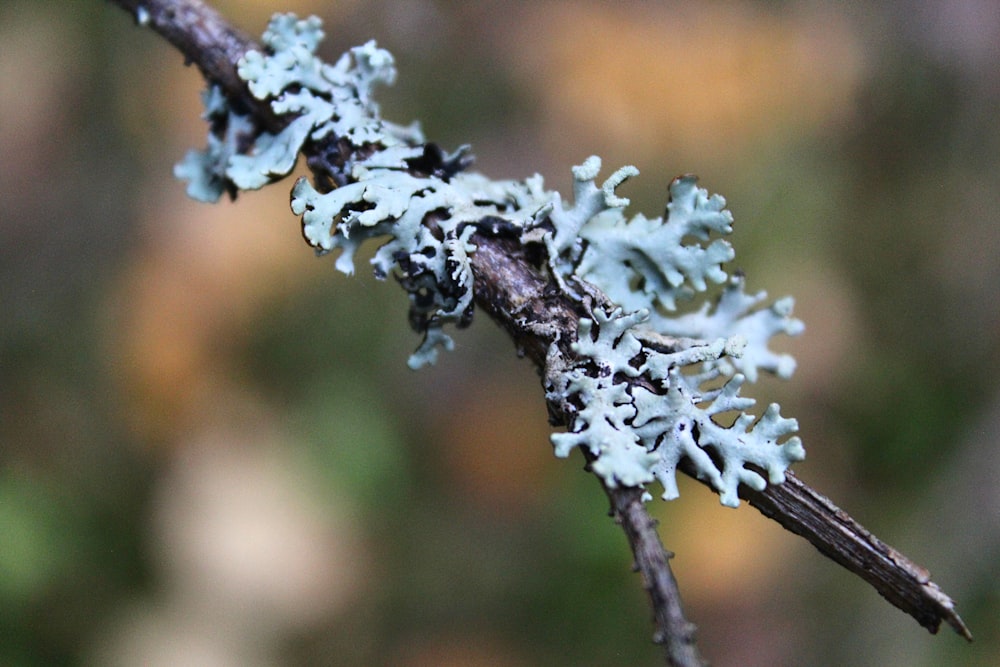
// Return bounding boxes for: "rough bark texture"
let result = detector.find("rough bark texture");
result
[108,0,972,662]
[735,470,970,639]
[607,483,706,666]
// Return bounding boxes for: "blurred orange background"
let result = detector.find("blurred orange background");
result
[2,1,998,665]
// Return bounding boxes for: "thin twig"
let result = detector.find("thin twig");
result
[106,0,971,658]
[605,480,706,666]
[737,470,972,640]
[111,0,271,126]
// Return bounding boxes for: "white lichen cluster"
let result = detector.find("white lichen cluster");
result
[542,159,805,505]
[177,13,805,505]
[177,14,550,368]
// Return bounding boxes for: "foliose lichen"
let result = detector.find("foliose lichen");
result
[177,13,805,504]
[546,305,804,507]
[539,158,805,504]
[177,14,551,368]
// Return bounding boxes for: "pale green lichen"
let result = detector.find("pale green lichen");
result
[548,307,804,507]
[538,157,804,384]
[177,12,805,504]
[173,86,256,202]
[538,160,805,504]
[176,14,547,367]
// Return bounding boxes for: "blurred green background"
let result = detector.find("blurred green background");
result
[2,0,998,665]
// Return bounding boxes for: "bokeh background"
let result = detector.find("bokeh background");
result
[2,0,998,665]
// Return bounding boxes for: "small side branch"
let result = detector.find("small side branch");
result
[605,481,706,667]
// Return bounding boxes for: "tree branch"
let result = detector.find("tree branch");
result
[735,470,972,640]
[110,0,271,125]
[606,480,705,666]
[106,0,971,660]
